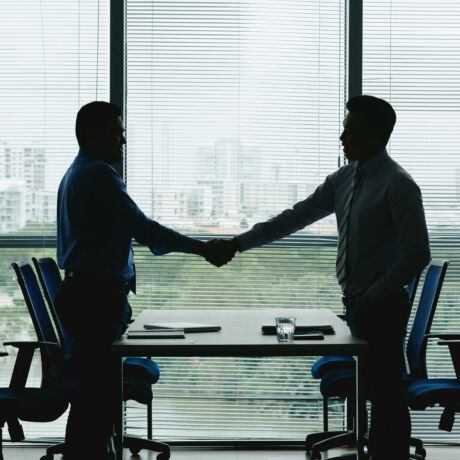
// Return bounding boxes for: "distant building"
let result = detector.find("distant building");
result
[240,182,298,221]
[0,143,54,232]
[152,186,213,224]
[24,190,56,225]
[0,144,45,191]
[0,180,25,232]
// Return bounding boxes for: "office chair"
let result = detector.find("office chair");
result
[0,341,68,460]
[13,261,170,460]
[307,275,421,445]
[307,260,449,460]
[31,257,159,389]
[405,336,460,434]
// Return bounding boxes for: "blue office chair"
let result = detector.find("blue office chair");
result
[307,260,448,460]
[13,261,169,460]
[405,324,460,434]
[307,275,421,446]
[0,341,68,460]
[31,257,158,386]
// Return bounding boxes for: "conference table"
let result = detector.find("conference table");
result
[111,308,368,459]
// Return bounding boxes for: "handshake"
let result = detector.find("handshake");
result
[194,238,241,267]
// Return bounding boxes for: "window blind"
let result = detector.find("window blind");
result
[363,0,460,442]
[0,0,109,440]
[126,0,346,440]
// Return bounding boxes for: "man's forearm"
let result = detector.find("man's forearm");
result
[190,239,207,257]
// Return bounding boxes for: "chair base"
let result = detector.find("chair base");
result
[306,430,354,453]
[326,453,423,460]
[310,431,356,459]
[307,425,425,459]
[45,435,170,460]
[124,435,170,458]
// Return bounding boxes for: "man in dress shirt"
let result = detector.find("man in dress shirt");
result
[212,95,431,459]
[55,101,217,459]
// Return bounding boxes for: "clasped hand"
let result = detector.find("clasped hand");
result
[200,238,239,267]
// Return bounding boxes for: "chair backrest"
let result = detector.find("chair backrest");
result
[406,259,449,379]
[11,262,62,384]
[407,273,421,308]
[31,256,72,357]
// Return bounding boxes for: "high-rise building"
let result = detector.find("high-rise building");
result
[0,143,55,232]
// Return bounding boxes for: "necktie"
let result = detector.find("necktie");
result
[336,165,363,285]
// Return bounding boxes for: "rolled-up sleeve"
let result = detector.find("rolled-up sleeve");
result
[236,173,336,252]
[366,176,431,301]
[95,165,196,255]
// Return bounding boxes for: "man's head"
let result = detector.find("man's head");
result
[76,101,126,164]
[340,95,396,162]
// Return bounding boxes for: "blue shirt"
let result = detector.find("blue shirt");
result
[236,150,431,301]
[57,149,196,279]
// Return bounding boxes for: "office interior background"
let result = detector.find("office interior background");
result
[1,0,460,448]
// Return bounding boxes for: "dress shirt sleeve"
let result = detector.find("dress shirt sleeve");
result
[366,176,431,302]
[94,165,196,255]
[236,173,336,252]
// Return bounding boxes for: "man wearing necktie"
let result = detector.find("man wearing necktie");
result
[55,101,221,460]
[212,95,431,459]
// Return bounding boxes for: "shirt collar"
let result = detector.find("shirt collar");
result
[77,148,99,160]
[357,148,388,176]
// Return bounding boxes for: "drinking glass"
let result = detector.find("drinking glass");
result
[275,317,296,343]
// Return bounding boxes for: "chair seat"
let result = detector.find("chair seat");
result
[320,369,356,398]
[0,388,68,422]
[320,369,416,399]
[124,357,160,384]
[405,378,460,410]
[311,356,356,379]
[123,376,153,405]
[58,361,154,404]
[56,357,160,388]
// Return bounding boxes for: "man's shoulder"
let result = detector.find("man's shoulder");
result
[386,156,417,185]
[384,156,421,195]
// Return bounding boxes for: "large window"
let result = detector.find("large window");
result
[2,0,460,444]
[126,0,346,439]
[0,0,109,438]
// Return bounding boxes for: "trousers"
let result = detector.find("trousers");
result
[54,274,132,460]
[345,289,411,460]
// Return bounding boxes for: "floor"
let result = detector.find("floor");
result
[3,445,460,459]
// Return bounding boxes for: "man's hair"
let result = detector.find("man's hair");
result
[75,101,122,148]
[346,95,396,146]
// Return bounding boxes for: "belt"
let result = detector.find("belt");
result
[65,269,132,295]
[341,294,359,309]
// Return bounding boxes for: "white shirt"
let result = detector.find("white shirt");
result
[236,150,431,301]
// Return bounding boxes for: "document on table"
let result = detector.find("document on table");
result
[143,322,221,333]
[127,329,185,339]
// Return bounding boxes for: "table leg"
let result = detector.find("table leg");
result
[356,354,367,460]
[113,354,124,460]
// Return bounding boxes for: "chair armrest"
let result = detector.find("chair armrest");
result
[4,341,60,389]
[437,339,460,380]
[0,352,8,357]
[438,340,460,345]
[425,333,460,341]
[4,341,59,349]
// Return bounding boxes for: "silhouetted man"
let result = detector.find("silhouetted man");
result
[211,95,431,459]
[55,101,217,459]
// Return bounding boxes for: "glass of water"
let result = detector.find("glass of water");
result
[275,317,296,343]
